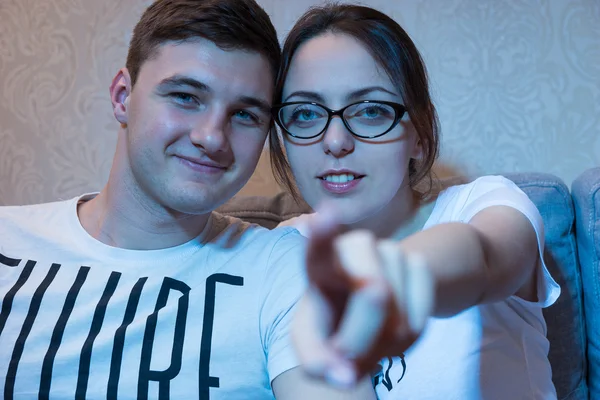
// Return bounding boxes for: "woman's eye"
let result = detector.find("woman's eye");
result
[360,107,382,117]
[292,108,321,121]
[297,110,314,120]
[366,107,380,117]
[355,105,393,120]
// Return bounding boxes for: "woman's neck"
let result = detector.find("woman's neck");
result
[348,186,422,239]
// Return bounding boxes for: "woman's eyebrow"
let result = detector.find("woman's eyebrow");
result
[346,86,399,101]
[283,86,398,104]
[283,91,325,103]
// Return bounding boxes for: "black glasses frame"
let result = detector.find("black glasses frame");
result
[272,100,407,139]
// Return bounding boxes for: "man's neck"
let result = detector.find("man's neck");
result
[77,185,211,251]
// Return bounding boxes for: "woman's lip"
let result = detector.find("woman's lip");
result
[318,169,364,179]
[320,176,363,194]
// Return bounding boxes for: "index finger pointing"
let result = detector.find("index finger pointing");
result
[305,206,347,287]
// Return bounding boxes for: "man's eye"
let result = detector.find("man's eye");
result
[234,110,260,124]
[171,93,198,105]
[235,110,251,119]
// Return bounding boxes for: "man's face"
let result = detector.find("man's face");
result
[115,39,273,215]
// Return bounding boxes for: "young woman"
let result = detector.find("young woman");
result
[269,4,560,399]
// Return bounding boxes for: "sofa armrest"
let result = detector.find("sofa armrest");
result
[572,167,600,399]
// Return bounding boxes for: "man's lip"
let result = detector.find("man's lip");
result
[176,155,227,169]
[317,169,365,179]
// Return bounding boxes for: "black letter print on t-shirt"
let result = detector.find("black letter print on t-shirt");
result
[3,260,60,400]
[198,273,244,399]
[138,277,191,400]
[0,253,29,337]
[373,355,407,393]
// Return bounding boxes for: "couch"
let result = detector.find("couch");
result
[217,167,600,400]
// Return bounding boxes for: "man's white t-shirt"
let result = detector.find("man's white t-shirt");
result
[287,176,561,400]
[0,194,306,399]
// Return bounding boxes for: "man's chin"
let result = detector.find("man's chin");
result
[163,174,250,213]
[167,190,237,216]
[168,198,222,216]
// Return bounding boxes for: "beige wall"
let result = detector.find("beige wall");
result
[0,0,598,206]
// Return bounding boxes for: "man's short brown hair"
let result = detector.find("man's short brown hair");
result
[126,0,281,88]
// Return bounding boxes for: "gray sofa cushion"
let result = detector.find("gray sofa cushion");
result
[573,167,600,400]
[505,173,587,400]
[217,172,587,399]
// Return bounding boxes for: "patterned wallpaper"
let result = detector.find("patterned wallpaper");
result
[0,0,598,206]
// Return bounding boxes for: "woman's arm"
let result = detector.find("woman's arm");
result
[397,205,539,317]
[291,202,544,387]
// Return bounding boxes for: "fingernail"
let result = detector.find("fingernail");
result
[324,363,356,388]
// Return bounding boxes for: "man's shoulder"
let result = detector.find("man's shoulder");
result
[0,198,77,256]
[210,211,306,247]
[208,212,306,272]
[0,198,75,224]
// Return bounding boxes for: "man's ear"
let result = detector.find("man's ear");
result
[110,68,132,126]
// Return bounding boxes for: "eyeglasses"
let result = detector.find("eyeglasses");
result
[272,100,407,139]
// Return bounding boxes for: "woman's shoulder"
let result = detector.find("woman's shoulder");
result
[428,175,530,224]
[439,174,517,198]
[276,213,317,237]
[436,175,522,206]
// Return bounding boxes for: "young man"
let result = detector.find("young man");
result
[0,0,375,398]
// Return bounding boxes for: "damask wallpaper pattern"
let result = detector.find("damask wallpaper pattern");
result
[0,0,598,206]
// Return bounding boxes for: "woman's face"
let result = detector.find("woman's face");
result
[281,32,420,224]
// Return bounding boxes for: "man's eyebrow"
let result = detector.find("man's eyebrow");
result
[158,75,270,114]
[346,86,399,101]
[157,75,210,92]
[283,91,325,103]
[238,96,271,115]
